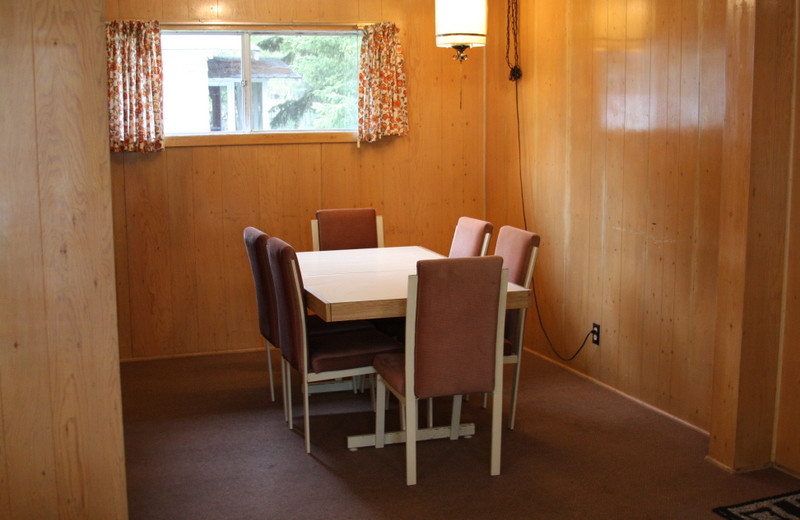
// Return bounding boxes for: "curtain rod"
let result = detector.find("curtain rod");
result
[158,20,379,29]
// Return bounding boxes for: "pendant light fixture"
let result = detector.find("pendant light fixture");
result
[435,0,487,62]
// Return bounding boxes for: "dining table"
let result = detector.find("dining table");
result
[296,245,531,322]
[295,245,532,450]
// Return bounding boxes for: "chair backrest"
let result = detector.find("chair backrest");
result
[448,216,494,258]
[493,225,540,345]
[311,208,384,251]
[494,226,540,288]
[266,237,307,371]
[408,256,507,399]
[243,226,278,344]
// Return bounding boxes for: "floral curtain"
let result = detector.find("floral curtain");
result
[106,20,164,153]
[358,22,409,143]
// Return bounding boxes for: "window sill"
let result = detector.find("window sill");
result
[164,131,357,148]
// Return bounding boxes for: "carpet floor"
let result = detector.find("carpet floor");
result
[121,350,799,520]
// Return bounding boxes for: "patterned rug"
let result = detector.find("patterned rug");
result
[714,491,800,519]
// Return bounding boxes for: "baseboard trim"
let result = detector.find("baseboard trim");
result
[120,346,264,363]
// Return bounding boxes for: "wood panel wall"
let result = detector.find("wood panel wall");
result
[487,0,726,433]
[709,0,795,472]
[774,0,800,478]
[0,0,129,517]
[486,0,800,475]
[106,0,486,359]
[106,0,800,476]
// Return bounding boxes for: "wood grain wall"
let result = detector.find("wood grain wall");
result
[487,0,726,433]
[0,0,128,517]
[106,0,486,360]
[106,0,800,475]
[775,0,800,478]
[485,0,800,475]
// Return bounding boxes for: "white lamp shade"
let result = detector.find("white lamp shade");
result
[435,0,487,48]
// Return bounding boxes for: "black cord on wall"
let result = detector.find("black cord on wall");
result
[507,0,591,362]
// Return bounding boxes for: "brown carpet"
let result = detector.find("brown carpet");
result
[121,350,798,520]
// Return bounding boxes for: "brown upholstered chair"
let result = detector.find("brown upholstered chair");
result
[244,227,376,420]
[243,227,279,402]
[311,207,384,251]
[373,256,508,485]
[448,216,493,258]
[267,237,402,453]
[488,225,540,429]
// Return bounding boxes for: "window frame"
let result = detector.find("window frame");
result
[161,24,360,148]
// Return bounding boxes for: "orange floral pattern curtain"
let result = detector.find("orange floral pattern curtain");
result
[358,22,409,143]
[106,20,164,153]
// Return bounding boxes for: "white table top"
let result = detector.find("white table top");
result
[296,246,530,322]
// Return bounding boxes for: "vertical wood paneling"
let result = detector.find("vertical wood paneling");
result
[0,0,59,516]
[220,146,262,348]
[111,156,132,359]
[166,148,200,352]
[126,152,174,358]
[670,0,701,419]
[192,147,226,352]
[585,0,610,381]
[617,0,651,397]
[691,0,724,429]
[599,0,625,388]
[563,0,594,374]
[2,0,128,515]
[34,0,127,513]
[776,0,800,474]
[111,0,486,360]
[487,0,731,434]
[641,0,670,407]
[709,0,795,472]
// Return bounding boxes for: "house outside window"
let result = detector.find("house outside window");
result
[161,30,360,136]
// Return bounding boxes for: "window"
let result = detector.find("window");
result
[161,30,360,137]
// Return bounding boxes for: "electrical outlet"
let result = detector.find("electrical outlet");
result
[591,323,601,345]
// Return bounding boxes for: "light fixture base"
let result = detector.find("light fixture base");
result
[451,44,470,62]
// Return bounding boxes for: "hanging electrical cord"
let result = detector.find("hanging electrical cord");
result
[506,0,590,361]
[532,274,592,361]
[506,0,527,231]
[506,0,522,81]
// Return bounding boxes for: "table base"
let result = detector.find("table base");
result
[347,423,476,450]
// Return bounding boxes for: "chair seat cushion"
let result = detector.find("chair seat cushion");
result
[308,328,402,373]
[373,352,406,394]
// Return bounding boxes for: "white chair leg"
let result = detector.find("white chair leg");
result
[280,359,288,423]
[490,383,503,476]
[266,342,275,401]
[406,398,417,486]
[375,377,387,449]
[284,360,293,428]
[370,374,377,411]
[509,359,522,430]
[450,395,462,440]
[303,378,311,454]
[482,392,488,408]
[399,403,406,431]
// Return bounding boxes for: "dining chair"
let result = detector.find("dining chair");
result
[243,227,280,402]
[267,236,403,453]
[244,227,376,419]
[373,256,508,485]
[448,216,494,258]
[311,207,384,251]
[486,225,540,430]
